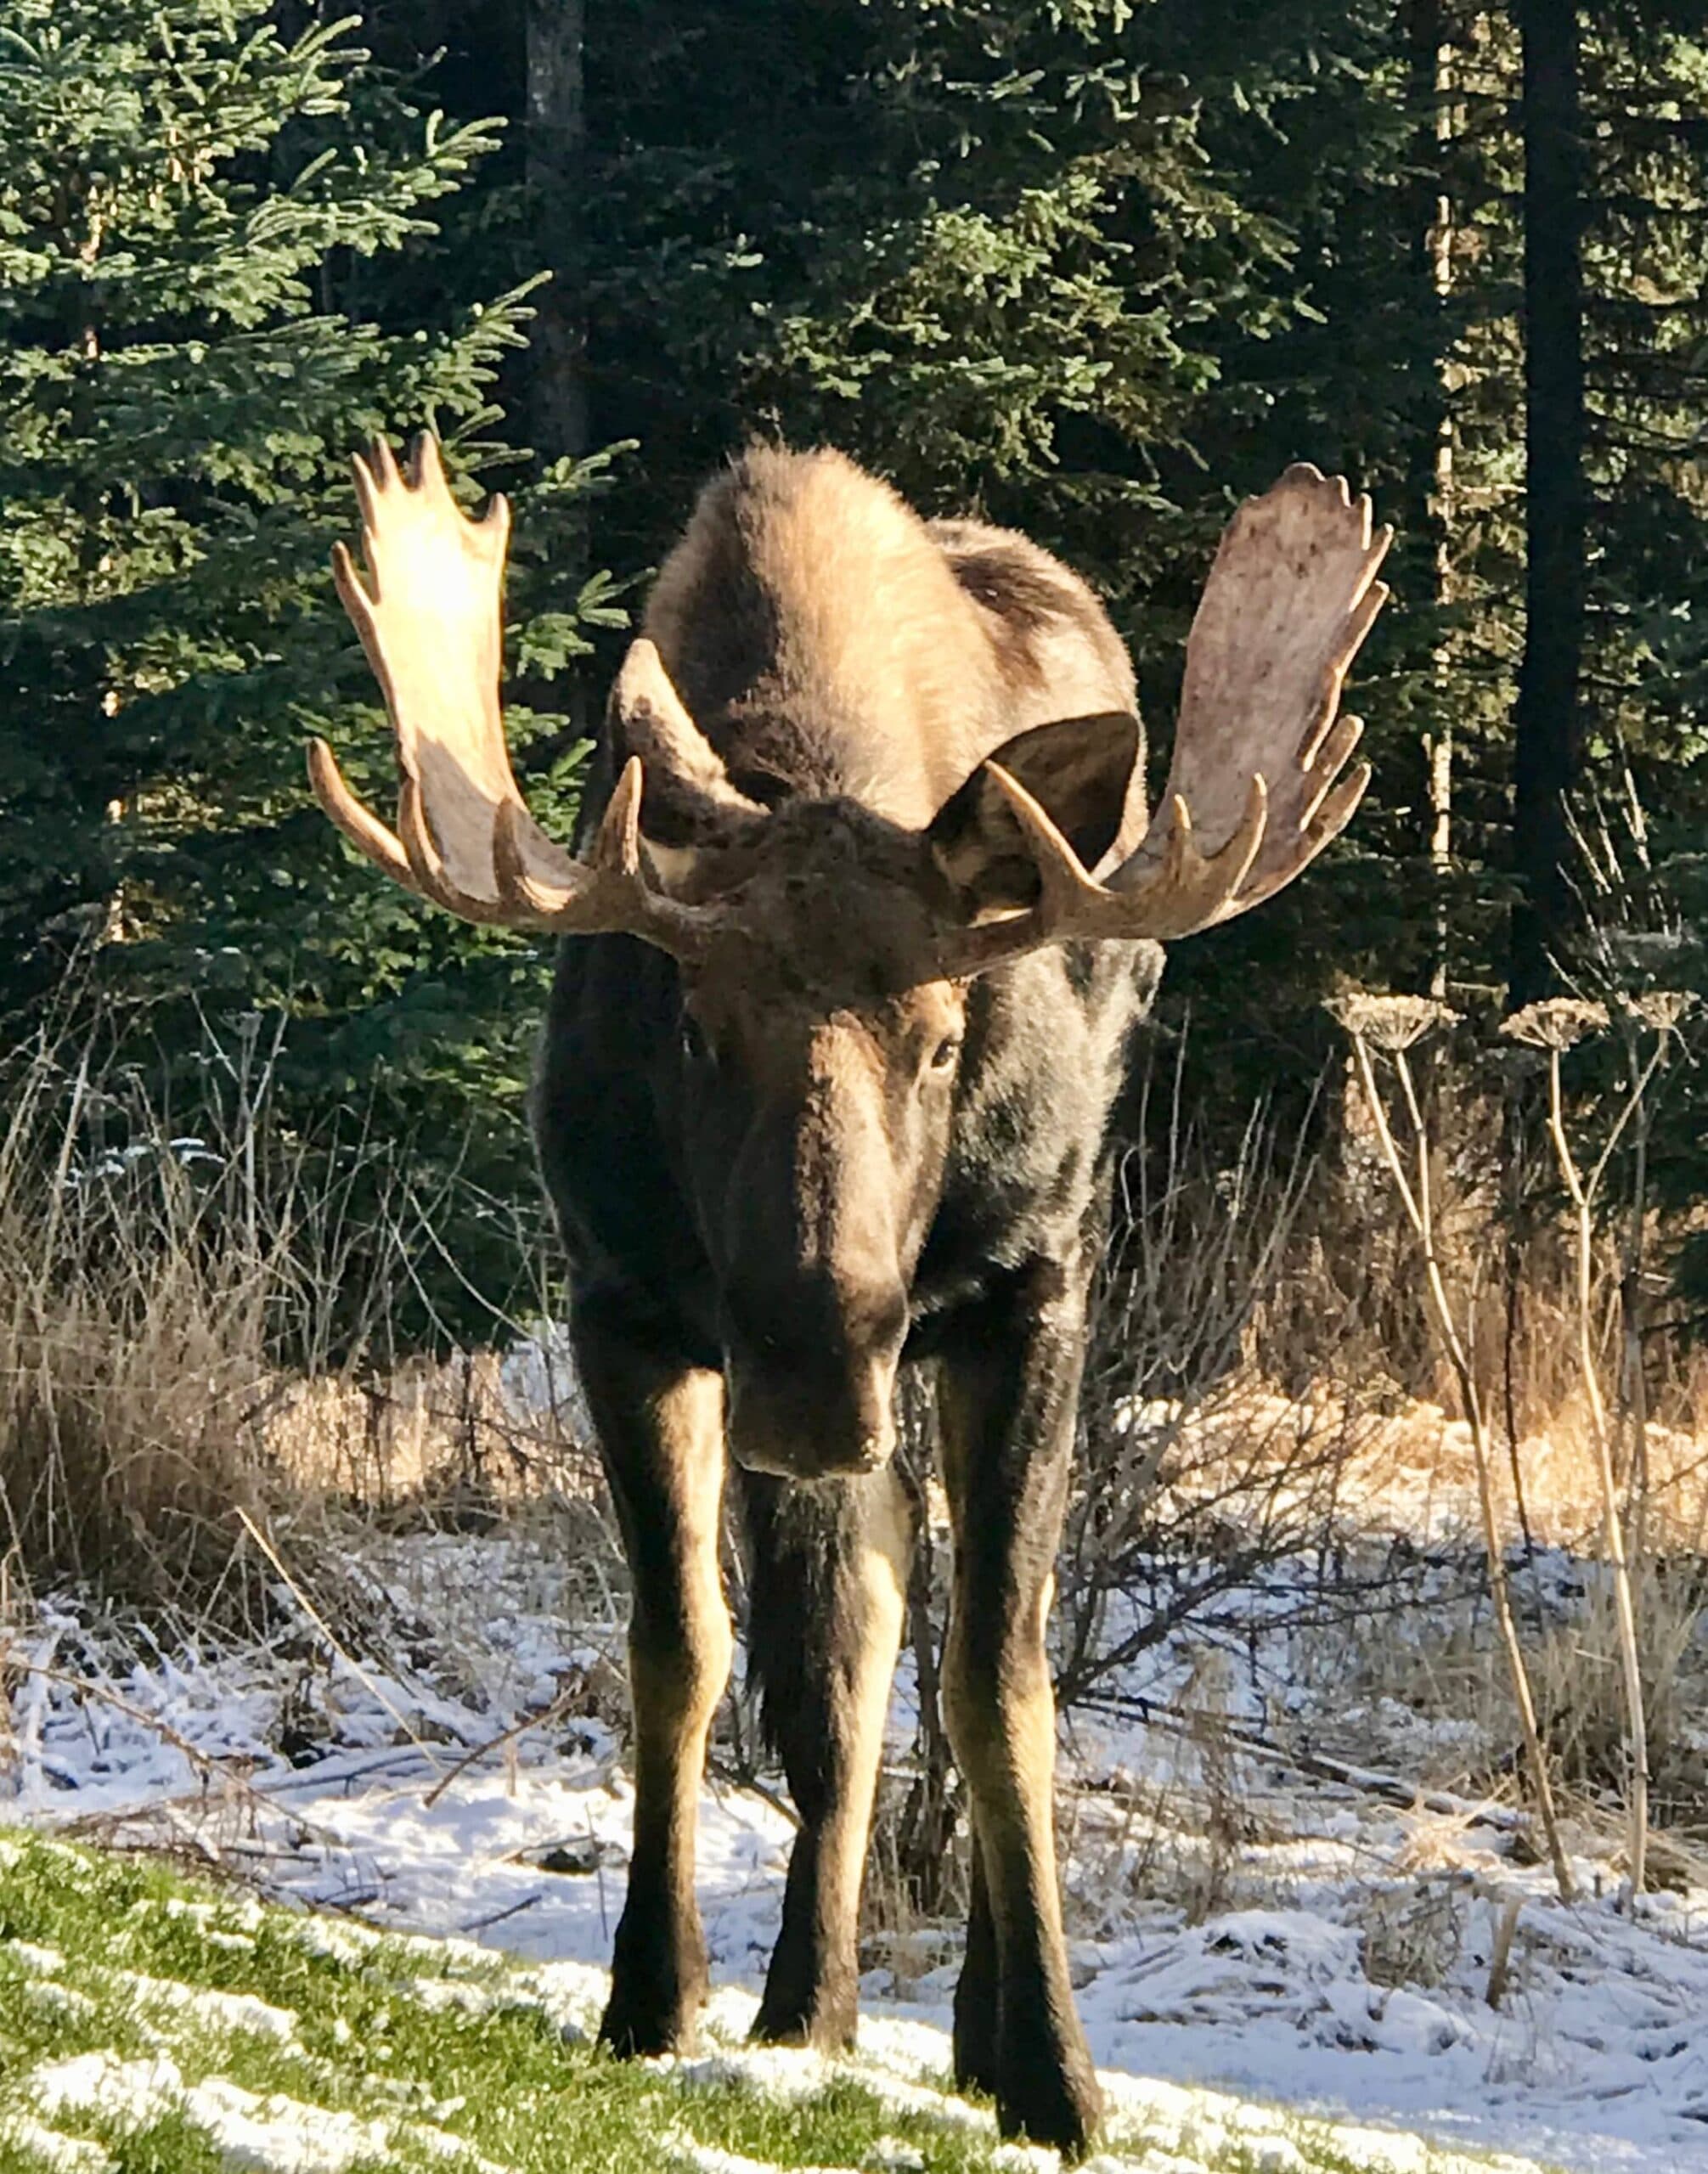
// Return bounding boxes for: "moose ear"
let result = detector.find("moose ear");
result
[927,712,1141,915]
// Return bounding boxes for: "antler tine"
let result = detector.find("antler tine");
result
[937,766,1270,976]
[982,763,1108,923]
[1134,777,1269,935]
[307,735,420,893]
[1297,580,1388,771]
[590,755,645,878]
[1221,709,1370,921]
[349,442,393,547]
[1314,756,1371,846]
[408,430,447,497]
[491,758,645,910]
[311,432,727,961]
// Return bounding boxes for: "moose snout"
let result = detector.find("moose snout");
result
[723,1281,907,1480]
[717,1084,916,1479]
[724,1350,901,1478]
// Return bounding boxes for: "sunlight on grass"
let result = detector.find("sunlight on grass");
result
[0,1832,1554,2174]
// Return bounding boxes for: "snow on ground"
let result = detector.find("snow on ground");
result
[27,2049,400,2174]
[0,1828,1559,2174]
[5,1524,1708,2172]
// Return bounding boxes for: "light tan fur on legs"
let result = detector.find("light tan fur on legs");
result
[937,1277,1103,2156]
[578,1332,733,2056]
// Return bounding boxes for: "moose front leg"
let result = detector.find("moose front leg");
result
[744,1462,913,2049]
[574,1300,733,2057]
[938,1263,1102,2156]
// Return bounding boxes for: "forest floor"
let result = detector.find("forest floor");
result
[5,1397,1708,2174]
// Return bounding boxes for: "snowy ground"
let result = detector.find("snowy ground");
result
[0,1828,1558,2174]
[5,1520,1708,2172]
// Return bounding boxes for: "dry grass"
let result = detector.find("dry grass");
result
[1529,1563,1708,1845]
[2,991,1706,1918]
[1117,1386,1708,1553]
[261,1351,595,1510]
[0,1129,285,1608]
[1084,1029,1708,1557]
[0,1011,594,1614]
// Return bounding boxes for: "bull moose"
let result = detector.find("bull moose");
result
[310,437,1388,2154]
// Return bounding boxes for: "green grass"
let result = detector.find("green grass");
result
[0,1831,1553,2174]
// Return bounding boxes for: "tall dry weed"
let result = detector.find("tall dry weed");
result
[0,1005,588,1612]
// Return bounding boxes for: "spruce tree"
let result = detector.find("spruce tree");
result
[0,0,625,1337]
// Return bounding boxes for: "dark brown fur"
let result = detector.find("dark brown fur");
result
[537,447,1161,2154]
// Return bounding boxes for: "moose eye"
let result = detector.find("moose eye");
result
[927,1035,961,1073]
[681,1014,718,1069]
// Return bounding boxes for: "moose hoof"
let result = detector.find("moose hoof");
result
[600,1903,708,2059]
[597,1963,707,2059]
[597,1990,699,2059]
[750,1989,858,2053]
[995,2055,1103,2162]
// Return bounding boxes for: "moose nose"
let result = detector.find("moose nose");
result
[724,1336,903,1481]
[730,1428,892,1483]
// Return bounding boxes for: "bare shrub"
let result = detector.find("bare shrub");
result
[1328,997,1573,1900]
[1056,1650,1272,1935]
[0,1004,593,1614]
[1161,1647,1250,1926]
[1055,1035,1372,1708]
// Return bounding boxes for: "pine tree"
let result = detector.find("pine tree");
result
[0,0,626,1336]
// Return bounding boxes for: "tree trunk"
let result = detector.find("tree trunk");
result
[1407,0,1457,1000]
[1509,0,1586,1005]
[526,0,588,465]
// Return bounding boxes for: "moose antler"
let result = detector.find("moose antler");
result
[941,465,1388,972]
[307,436,719,959]
[314,443,1384,980]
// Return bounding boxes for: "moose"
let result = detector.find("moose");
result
[311,436,1388,2154]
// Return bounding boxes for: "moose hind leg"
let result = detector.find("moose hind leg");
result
[939,1268,1102,2156]
[952,1832,1000,2098]
[741,1462,912,2049]
[577,1302,732,2057]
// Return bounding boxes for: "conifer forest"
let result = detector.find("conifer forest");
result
[4,8,1708,2172]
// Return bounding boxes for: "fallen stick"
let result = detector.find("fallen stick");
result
[1073,1687,1524,1833]
[423,1686,578,1811]
[239,1509,461,1766]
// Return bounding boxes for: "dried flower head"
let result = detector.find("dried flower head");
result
[1322,993,1461,1052]
[1618,989,1695,1035]
[1500,998,1609,1051]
